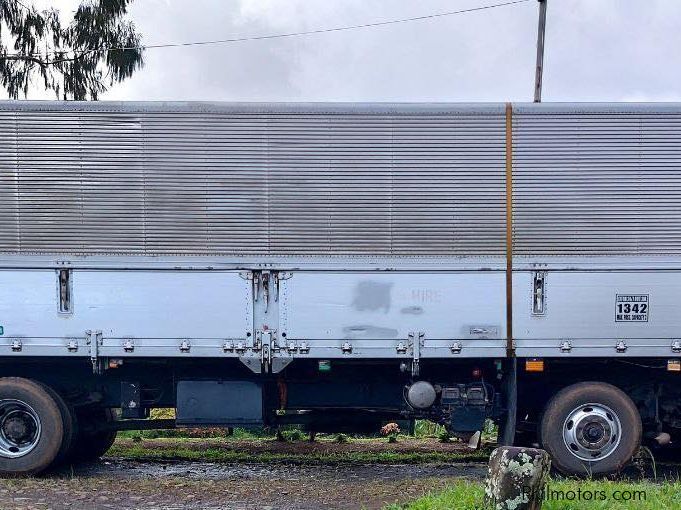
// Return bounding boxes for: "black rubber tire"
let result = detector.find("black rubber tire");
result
[70,408,117,462]
[540,382,641,476]
[0,377,64,476]
[37,383,78,467]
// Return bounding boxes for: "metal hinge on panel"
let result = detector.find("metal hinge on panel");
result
[250,330,277,372]
[673,340,681,354]
[270,336,280,354]
[261,330,276,372]
[409,332,424,377]
[253,331,263,352]
[286,341,298,354]
[615,340,627,353]
[396,341,408,354]
[273,272,280,303]
[274,271,292,303]
[123,338,134,353]
[10,338,22,352]
[262,343,271,373]
[298,341,310,354]
[247,269,289,312]
[532,271,546,315]
[253,272,260,303]
[179,339,191,353]
[57,269,73,314]
[559,340,572,353]
[261,271,271,313]
[85,330,102,374]
[341,341,353,354]
[450,341,462,355]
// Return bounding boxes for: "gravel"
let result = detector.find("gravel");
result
[0,458,488,510]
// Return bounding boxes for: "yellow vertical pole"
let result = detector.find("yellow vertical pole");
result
[506,103,514,357]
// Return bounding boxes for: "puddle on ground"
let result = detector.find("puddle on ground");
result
[63,459,488,482]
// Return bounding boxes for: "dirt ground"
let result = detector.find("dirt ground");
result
[0,438,676,510]
[0,459,487,510]
[0,439,487,510]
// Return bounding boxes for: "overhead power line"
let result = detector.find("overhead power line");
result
[136,0,531,51]
[2,0,530,63]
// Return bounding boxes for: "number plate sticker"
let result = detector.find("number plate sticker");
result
[615,294,649,322]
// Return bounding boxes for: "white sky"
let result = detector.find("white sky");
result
[9,0,681,102]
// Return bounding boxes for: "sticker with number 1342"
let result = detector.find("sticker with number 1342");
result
[615,294,649,322]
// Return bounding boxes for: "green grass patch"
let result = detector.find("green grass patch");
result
[118,426,272,440]
[384,479,681,510]
[413,420,448,438]
[108,440,488,465]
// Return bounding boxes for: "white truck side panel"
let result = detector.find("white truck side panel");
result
[0,270,251,341]
[514,271,681,357]
[281,272,506,341]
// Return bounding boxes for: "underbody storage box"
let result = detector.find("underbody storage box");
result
[176,381,263,426]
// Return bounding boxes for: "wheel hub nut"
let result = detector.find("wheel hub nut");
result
[3,416,29,442]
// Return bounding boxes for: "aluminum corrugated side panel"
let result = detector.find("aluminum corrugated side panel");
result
[0,104,506,256]
[13,112,146,253]
[0,112,18,252]
[513,104,681,256]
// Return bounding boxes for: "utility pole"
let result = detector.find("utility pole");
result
[533,0,547,102]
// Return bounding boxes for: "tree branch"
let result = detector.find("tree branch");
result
[0,53,78,66]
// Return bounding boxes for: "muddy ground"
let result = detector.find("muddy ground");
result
[1,459,487,510]
[0,438,486,510]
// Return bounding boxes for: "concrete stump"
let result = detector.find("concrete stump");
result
[484,446,551,510]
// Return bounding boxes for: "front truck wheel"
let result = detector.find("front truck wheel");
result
[540,382,641,476]
[0,377,64,475]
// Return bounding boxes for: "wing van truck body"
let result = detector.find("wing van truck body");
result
[0,101,680,475]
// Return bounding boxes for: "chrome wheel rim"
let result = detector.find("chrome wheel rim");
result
[0,399,42,458]
[562,403,621,462]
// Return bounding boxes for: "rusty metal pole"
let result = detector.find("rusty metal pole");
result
[533,0,547,102]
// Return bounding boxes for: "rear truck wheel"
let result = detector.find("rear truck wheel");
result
[70,408,117,462]
[37,383,78,467]
[540,382,641,476]
[0,377,64,476]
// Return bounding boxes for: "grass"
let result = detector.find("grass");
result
[116,419,478,442]
[414,420,448,438]
[384,479,681,510]
[119,418,461,441]
[111,417,496,465]
[118,426,270,440]
[108,437,489,465]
